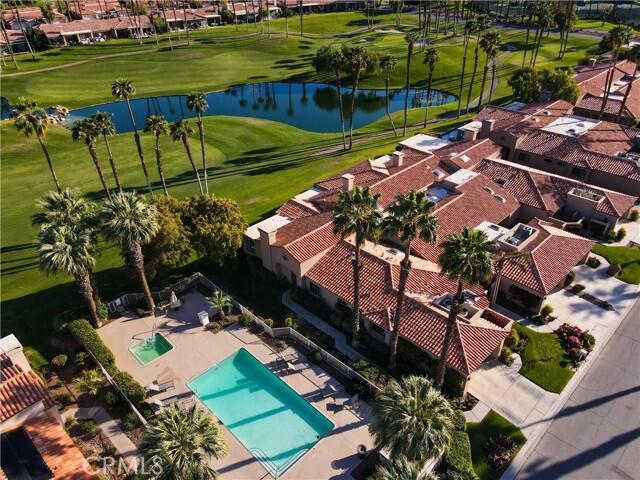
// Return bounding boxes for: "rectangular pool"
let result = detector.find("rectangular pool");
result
[188,348,334,477]
[129,333,173,365]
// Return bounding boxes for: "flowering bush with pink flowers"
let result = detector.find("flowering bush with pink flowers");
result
[555,323,596,361]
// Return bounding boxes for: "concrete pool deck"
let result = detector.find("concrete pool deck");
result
[98,291,373,479]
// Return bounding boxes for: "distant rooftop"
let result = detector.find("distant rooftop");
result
[399,134,451,154]
[541,115,599,137]
[475,221,509,242]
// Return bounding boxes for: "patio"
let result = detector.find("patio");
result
[98,291,373,479]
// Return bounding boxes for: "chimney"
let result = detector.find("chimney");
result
[463,127,478,141]
[258,227,277,246]
[390,151,405,167]
[538,90,552,102]
[479,119,496,139]
[258,226,278,270]
[342,173,355,191]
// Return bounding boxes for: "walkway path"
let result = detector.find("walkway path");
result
[62,406,140,467]
[282,290,364,361]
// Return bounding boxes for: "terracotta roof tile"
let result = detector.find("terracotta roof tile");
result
[434,138,502,170]
[276,200,317,219]
[0,367,54,422]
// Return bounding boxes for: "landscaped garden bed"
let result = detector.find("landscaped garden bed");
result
[592,244,640,284]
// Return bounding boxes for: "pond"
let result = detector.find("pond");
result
[58,82,456,134]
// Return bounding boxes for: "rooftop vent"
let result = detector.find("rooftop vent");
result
[459,154,471,163]
[543,110,551,116]
[483,186,495,195]
[432,169,446,180]
[494,194,507,203]
[496,177,509,186]
[448,152,458,158]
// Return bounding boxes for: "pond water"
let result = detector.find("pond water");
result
[59,82,456,133]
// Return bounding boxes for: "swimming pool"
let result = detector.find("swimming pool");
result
[188,348,334,477]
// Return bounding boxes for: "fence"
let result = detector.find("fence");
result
[108,272,381,396]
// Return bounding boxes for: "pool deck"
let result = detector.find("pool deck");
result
[98,291,373,479]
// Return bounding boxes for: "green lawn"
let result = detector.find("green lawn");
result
[512,323,574,394]
[592,244,640,284]
[466,410,527,480]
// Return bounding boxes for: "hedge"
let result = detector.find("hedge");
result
[112,371,146,405]
[453,409,467,431]
[444,430,476,480]
[68,319,115,369]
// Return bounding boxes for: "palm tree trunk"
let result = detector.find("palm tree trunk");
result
[11,0,36,60]
[196,112,208,193]
[423,69,434,127]
[182,135,204,194]
[160,2,174,51]
[299,0,303,37]
[348,70,361,150]
[182,1,190,46]
[388,246,411,369]
[351,246,362,345]
[488,57,497,103]
[599,53,618,119]
[37,134,62,193]
[490,266,503,306]
[522,15,531,67]
[615,64,638,123]
[465,36,480,114]
[335,70,347,149]
[0,21,19,69]
[154,135,169,195]
[385,73,398,136]
[457,33,469,117]
[125,98,153,195]
[171,0,181,39]
[88,269,101,303]
[102,135,122,192]
[403,42,414,135]
[130,241,155,312]
[477,60,489,110]
[76,272,100,327]
[435,281,463,390]
[88,142,111,198]
[284,0,288,37]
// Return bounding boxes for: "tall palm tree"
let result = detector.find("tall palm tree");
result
[101,191,159,313]
[372,456,436,480]
[111,79,152,195]
[90,112,121,192]
[423,48,440,126]
[402,32,419,135]
[521,0,536,67]
[170,119,203,194]
[144,114,170,195]
[141,404,227,479]
[369,375,455,462]
[457,17,476,117]
[313,46,347,148]
[616,44,640,123]
[342,45,371,149]
[436,227,494,390]
[465,13,489,114]
[380,54,398,136]
[382,190,438,369]
[186,92,209,193]
[332,186,382,345]
[0,17,19,69]
[490,250,531,307]
[477,30,501,108]
[530,1,551,68]
[10,97,61,192]
[72,118,111,199]
[37,224,101,327]
[599,25,632,119]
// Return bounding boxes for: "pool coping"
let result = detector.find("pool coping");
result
[186,347,336,479]
[128,332,175,366]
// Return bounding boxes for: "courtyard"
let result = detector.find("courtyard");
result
[98,290,373,479]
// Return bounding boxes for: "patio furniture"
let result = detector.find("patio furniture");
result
[321,384,338,399]
[169,291,181,310]
[151,392,193,412]
[145,379,175,394]
[330,394,359,412]
[198,310,210,326]
[286,362,305,374]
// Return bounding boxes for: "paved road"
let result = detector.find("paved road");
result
[516,297,640,480]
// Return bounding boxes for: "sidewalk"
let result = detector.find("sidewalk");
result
[282,290,364,361]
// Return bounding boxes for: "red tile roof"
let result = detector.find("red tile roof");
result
[579,121,640,155]
[276,199,317,219]
[434,138,502,170]
[575,93,635,119]
[37,15,151,37]
[0,362,54,422]
[502,219,595,295]
[315,159,388,191]
[475,105,529,131]
[273,213,338,262]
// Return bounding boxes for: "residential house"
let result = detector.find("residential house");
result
[2,6,67,30]
[0,29,28,54]
[38,15,153,45]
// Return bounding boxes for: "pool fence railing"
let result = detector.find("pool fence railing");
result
[108,272,381,396]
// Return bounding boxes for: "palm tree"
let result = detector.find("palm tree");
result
[101,191,159,313]
[423,48,440,126]
[521,1,536,67]
[465,14,489,113]
[89,112,121,192]
[209,291,232,321]
[599,25,632,119]
[0,18,19,69]
[369,375,455,462]
[313,46,347,148]
[10,97,61,192]
[186,92,210,193]
[382,190,438,369]
[402,32,419,135]
[372,456,436,480]
[37,224,102,327]
[554,1,576,59]
[170,119,203,194]
[144,114,170,195]
[111,79,152,195]
[380,54,398,136]
[436,227,494,390]
[490,250,531,307]
[72,118,111,199]
[477,30,501,108]
[141,404,227,479]
[457,17,476,117]
[342,45,372,149]
[616,44,640,123]
[332,186,382,345]
[75,369,104,395]
[530,1,551,68]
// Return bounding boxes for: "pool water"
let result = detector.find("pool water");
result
[129,333,174,365]
[188,348,334,477]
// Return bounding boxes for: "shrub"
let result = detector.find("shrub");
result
[350,358,390,387]
[486,434,517,470]
[205,321,222,333]
[79,420,98,436]
[53,309,78,333]
[74,351,89,369]
[283,316,298,330]
[564,270,576,286]
[112,371,146,406]
[586,256,601,268]
[504,328,520,350]
[452,409,466,431]
[308,350,323,364]
[51,354,68,369]
[274,339,287,352]
[103,390,120,407]
[581,331,596,352]
[96,300,108,321]
[445,369,468,397]
[615,228,627,242]
[23,347,48,371]
[68,319,115,369]
[135,308,146,318]
[238,313,252,328]
[630,209,639,221]
[540,304,554,318]
[572,283,586,294]
[500,347,514,366]
[76,369,105,396]
[566,335,581,348]
[123,412,141,430]
[262,318,274,328]
[608,263,622,276]
[56,393,71,406]
[444,431,475,480]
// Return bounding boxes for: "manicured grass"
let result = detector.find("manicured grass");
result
[512,323,574,393]
[592,244,640,284]
[466,410,526,480]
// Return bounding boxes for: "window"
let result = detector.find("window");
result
[571,167,586,179]
[557,161,566,167]
[518,153,530,162]
[309,282,321,296]
[369,322,386,337]
[544,158,552,163]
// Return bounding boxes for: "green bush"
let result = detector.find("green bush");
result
[445,369,467,396]
[504,329,520,350]
[103,390,120,407]
[79,420,98,436]
[453,409,466,431]
[56,393,71,406]
[444,431,476,480]
[608,263,622,276]
[262,318,274,328]
[74,351,89,369]
[122,412,141,430]
[586,256,601,268]
[500,347,514,366]
[96,300,108,321]
[540,304,554,318]
[51,354,68,369]
[112,371,146,406]
[606,229,617,242]
[68,319,115,369]
[239,312,253,328]
[572,283,586,293]
[564,270,575,286]
[283,316,298,330]
[581,332,596,352]
[308,350,323,364]
[615,228,627,242]
[630,209,639,221]
[135,307,146,318]
[205,321,222,333]
[53,309,79,333]
[23,347,49,371]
